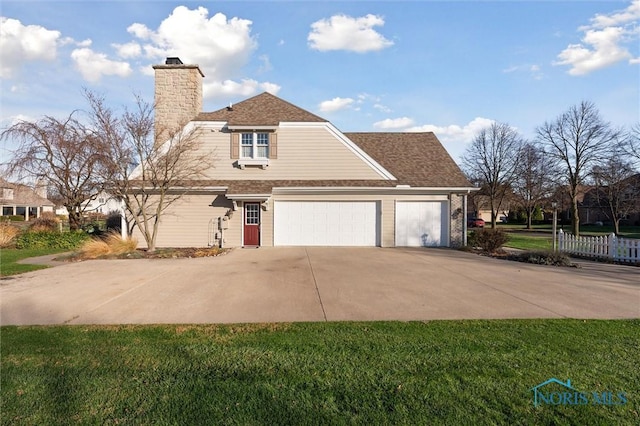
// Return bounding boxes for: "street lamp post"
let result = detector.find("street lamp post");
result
[552,201,558,252]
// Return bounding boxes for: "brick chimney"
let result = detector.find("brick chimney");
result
[152,57,204,145]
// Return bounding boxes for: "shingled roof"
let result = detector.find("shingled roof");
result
[0,179,54,207]
[194,92,327,125]
[346,132,472,187]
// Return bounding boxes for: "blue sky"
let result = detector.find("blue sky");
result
[1,0,639,163]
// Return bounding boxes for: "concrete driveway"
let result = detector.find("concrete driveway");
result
[1,247,638,325]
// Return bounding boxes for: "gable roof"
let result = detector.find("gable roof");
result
[194,92,328,125]
[346,132,472,187]
[0,179,54,207]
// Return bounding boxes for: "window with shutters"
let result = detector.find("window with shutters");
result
[241,132,269,159]
[234,131,276,169]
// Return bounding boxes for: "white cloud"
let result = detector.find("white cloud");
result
[319,97,355,112]
[204,79,280,98]
[555,0,640,75]
[373,117,414,129]
[0,17,61,78]
[70,48,133,82]
[555,27,633,75]
[373,103,391,113]
[406,117,496,162]
[257,54,272,73]
[113,41,142,58]
[407,117,495,144]
[127,23,153,39]
[308,14,394,52]
[76,39,92,48]
[503,63,544,80]
[584,0,640,29]
[125,6,274,99]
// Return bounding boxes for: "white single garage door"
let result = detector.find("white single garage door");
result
[274,201,378,246]
[395,201,448,247]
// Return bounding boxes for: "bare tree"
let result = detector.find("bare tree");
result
[591,155,639,235]
[86,92,214,252]
[513,143,555,229]
[536,101,619,236]
[623,123,640,169]
[462,122,523,228]
[1,113,106,230]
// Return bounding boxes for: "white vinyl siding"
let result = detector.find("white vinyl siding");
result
[395,201,448,247]
[274,201,378,246]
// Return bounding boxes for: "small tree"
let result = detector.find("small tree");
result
[591,155,640,235]
[512,143,555,229]
[1,114,107,230]
[462,122,523,228]
[86,92,214,252]
[536,101,619,236]
[623,123,640,169]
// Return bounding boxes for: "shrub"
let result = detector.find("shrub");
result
[469,228,509,253]
[105,232,138,255]
[3,215,24,222]
[0,223,19,248]
[79,232,138,259]
[82,221,104,236]
[15,231,90,250]
[28,212,60,232]
[106,211,122,233]
[511,250,575,267]
[79,239,111,259]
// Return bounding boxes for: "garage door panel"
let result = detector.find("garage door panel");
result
[395,201,448,247]
[274,201,378,246]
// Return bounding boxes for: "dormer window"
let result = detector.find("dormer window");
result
[232,130,277,169]
[2,188,13,200]
[241,132,269,159]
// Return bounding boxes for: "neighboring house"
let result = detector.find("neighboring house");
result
[578,174,640,226]
[55,191,124,216]
[138,57,476,248]
[82,191,123,215]
[0,178,54,220]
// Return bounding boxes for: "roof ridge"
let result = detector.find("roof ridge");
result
[196,92,327,125]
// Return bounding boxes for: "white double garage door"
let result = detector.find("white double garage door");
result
[273,201,448,247]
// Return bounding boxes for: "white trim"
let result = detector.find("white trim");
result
[226,193,271,201]
[195,121,228,129]
[279,122,397,181]
[237,158,269,168]
[228,125,278,130]
[272,186,478,195]
[127,186,228,192]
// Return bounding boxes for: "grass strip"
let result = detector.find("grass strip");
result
[2,320,638,425]
[0,248,68,276]
[503,234,553,251]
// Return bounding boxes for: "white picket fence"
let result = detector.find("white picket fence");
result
[558,230,640,263]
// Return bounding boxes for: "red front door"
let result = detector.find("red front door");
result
[243,203,260,246]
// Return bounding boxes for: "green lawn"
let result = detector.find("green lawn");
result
[497,223,640,239]
[2,321,638,425]
[0,248,67,276]
[503,234,553,251]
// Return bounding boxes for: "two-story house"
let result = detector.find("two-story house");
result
[139,57,475,248]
